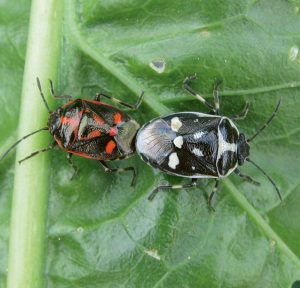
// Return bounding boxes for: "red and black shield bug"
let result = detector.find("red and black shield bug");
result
[1,78,144,186]
[136,75,281,208]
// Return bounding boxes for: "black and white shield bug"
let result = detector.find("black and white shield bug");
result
[136,75,281,207]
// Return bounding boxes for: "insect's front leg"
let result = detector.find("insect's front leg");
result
[207,179,219,212]
[94,91,144,110]
[48,79,73,100]
[230,102,250,121]
[234,168,260,186]
[18,141,57,164]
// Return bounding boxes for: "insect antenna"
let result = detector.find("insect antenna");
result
[247,99,281,142]
[246,158,282,201]
[0,127,49,161]
[36,77,52,114]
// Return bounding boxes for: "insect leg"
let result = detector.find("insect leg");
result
[234,168,260,186]
[18,141,56,164]
[207,179,219,212]
[230,102,250,121]
[98,160,137,187]
[95,91,144,110]
[213,80,222,115]
[67,153,78,180]
[36,77,52,113]
[182,75,215,113]
[148,178,198,201]
[48,79,73,100]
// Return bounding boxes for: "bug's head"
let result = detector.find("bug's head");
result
[115,119,140,154]
[237,133,250,166]
[48,107,63,135]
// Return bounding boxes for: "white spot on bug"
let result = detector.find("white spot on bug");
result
[173,136,183,148]
[219,133,236,153]
[194,119,199,122]
[289,46,299,62]
[145,249,161,260]
[149,59,166,74]
[193,131,206,139]
[168,152,179,169]
[218,118,238,156]
[192,166,195,170]
[171,117,182,132]
[192,147,204,157]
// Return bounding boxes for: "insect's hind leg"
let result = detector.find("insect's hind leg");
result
[98,160,137,187]
[148,178,198,201]
[18,141,56,164]
[94,91,144,110]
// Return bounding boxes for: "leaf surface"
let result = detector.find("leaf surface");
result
[1,0,300,287]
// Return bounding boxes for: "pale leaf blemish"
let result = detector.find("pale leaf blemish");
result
[77,227,84,233]
[149,59,166,74]
[199,30,210,38]
[270,239,276,247]
[289,46,299,62]
[145,249,161,260]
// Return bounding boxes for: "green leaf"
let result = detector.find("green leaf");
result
[1,0,300,287]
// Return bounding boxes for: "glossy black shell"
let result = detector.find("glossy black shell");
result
[136,112,242,178]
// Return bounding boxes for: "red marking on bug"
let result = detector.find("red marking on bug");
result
[61,115,81,127]
[92,112,105,125]
[87,130,101,139]
[114,112,122,124]
[109,127,117,136]
[105,140,116,154]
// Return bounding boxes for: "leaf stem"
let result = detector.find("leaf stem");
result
[7,1,63,288]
